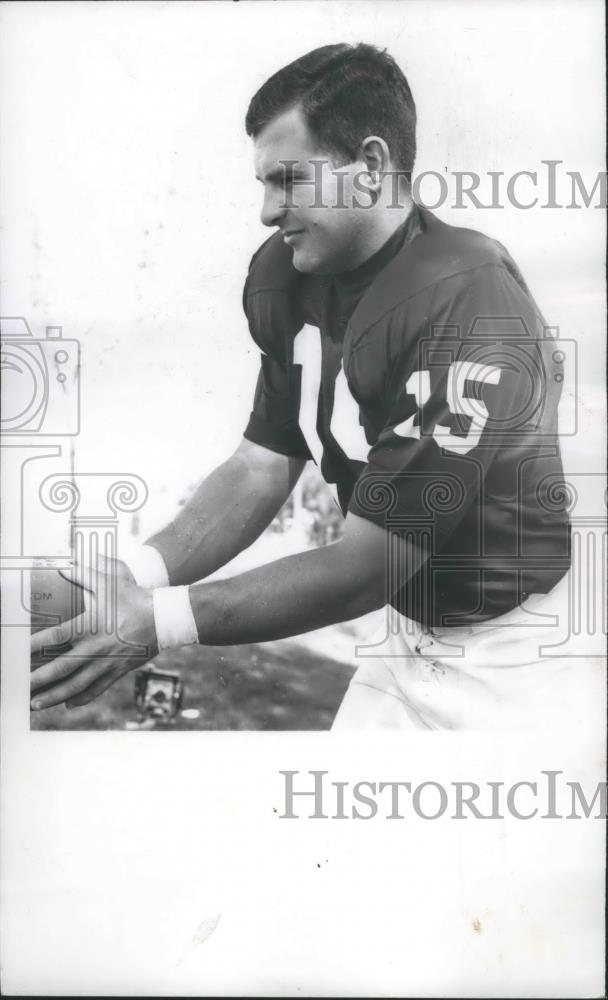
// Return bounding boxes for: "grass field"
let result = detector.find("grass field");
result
[30,640,356,732]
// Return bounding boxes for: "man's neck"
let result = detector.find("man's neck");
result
[341,196,414,273]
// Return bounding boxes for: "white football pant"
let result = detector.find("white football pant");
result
[332,572,606,731]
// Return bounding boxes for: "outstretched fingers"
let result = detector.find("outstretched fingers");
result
[30,638,100,701]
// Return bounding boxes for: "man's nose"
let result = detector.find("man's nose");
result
[260,186,287,228]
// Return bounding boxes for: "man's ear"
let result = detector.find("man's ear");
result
[360,135,391,189]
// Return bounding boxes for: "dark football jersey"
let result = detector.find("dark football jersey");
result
[243,205,571,626]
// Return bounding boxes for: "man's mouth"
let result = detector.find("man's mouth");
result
[282,229,305,244]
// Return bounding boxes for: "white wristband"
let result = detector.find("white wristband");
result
[125,545,170,589]
[153,585,199,651]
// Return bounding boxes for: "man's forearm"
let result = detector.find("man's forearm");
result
[183,513,427,645]
[145,440,304,586]
[187,539,387,645]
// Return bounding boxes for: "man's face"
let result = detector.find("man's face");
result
[253,107,373,274]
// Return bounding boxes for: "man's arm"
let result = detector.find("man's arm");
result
[144,437,306,585]
[185,511,424,644]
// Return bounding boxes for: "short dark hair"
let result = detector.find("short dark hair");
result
[245,43,417,174]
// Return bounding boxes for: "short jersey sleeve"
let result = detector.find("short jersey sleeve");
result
[242,237,312,461]
[347,262,564,548]
[244,354,312,459]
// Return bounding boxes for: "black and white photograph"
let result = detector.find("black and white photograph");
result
[1,0,606,995]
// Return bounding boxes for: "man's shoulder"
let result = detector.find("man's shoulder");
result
[244,231,299,297]
[350,207,521,335]
[243,233,319,357]
[408,206,509,282]
[242,233,297,358]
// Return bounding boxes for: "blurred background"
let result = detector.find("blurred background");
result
[1,0,604,729]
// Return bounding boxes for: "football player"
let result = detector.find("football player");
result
[30,44,602,729]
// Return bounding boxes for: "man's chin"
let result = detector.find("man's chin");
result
[290,248,316,273]
[291,247,328,275]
